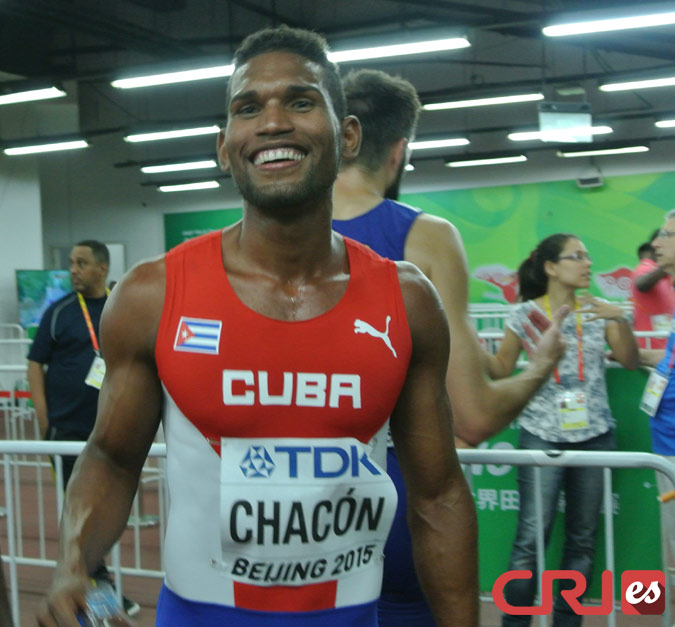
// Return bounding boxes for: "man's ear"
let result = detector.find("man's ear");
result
[216,129,230,172]
[341,115,361,161]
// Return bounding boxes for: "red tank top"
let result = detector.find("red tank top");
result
[153,229,412,615]
[156,229,411,446]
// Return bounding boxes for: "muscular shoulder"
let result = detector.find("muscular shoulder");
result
[100,256,166,358]
[405,213,467,276]
[396,261,448,347]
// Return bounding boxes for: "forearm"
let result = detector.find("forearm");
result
[639,348,665,368]
[607,321,639,369]
[635,268,668,292]
[409,478,479,626]
[27,361,48,436]
[57,445,140,579]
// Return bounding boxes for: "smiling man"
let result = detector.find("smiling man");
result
[37,26,478,627]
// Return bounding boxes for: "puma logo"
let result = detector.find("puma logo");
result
[354,316,397,358]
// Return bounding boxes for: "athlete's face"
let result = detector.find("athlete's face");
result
[218,52,357,216]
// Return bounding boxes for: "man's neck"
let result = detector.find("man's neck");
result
[332,166,386,220]
[78,285,106,299]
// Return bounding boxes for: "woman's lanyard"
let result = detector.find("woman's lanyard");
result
[543,294,584,385]
[77,289,110,356]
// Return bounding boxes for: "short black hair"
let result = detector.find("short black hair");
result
[227,25,345,120]
[343,69,421,172]
[76,240,109,266]
[638,242,654,258]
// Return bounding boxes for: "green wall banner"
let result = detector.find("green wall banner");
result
[164,172,673,304]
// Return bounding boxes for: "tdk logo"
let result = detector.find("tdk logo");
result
[239,445,381,479]
[240,446,276,478]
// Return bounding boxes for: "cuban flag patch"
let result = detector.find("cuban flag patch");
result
[173,316,222,355]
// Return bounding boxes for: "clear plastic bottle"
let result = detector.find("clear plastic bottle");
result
[78,580,124,627]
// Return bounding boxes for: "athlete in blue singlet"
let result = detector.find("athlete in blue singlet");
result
[333,68,567,626]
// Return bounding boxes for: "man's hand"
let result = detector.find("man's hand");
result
[37,575,135,627]
[522,305,569,369]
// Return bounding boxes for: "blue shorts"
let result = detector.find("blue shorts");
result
[155,583,378,626]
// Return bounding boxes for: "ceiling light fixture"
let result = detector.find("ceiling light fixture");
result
[423,93,543,111]
[600,76,675,92]
[508,126,612,142]
[113,65,234,89]
[329,37,470,63]
[124,126,221,143]
[409,138,469,150]
[656,119,675,128]
[158,180,220,192]
[557,145,649,158]
[112,36,470,89]
[3,139,89,155]
[446,155,527,168]
[404,163,415,172]
[543,11,675,37]
[141,160,217,174]
[0,86,67,106]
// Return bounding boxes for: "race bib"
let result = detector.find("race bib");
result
[557,389,589,431]
[640,370,668,417]
[84,355,106,390]
[219,437,397,588]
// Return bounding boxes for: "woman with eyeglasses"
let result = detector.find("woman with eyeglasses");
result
[491,233,639,627]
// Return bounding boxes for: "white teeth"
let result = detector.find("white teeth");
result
[253,148,305,165]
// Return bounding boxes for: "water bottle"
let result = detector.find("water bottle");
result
[78,580,124,627]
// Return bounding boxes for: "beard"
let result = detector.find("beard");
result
[230,155,339,219]
[384,158,406,201]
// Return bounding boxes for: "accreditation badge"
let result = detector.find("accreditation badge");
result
[557,389,589,431]
[218,437,397,588]
[640,370,668,417]
[84,355,106,389]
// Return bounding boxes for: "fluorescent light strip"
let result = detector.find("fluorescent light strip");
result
[158,181,220,192]
[544,11,675,37]
[112,37,470,89]
[557,146,649,158]
[113,65,234,89]
[4,140,89,155]
[0,86,66,105]
[328,37,470,63]
[141,160,217,174]
[409,138,469,150]
[447,155,527,168]
[656,119,675,128]
[124,126,220,143]
[423,93,543,111]
[508,126,612,142]
[600,76,675,92]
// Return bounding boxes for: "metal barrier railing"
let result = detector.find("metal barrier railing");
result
[0,444,673,625]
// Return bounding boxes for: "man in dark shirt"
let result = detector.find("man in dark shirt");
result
[27,240,140,617]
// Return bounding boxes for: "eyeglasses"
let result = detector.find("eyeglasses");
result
[656,229,675,239]
[557,252,592,263]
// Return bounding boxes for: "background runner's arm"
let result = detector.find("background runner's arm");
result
[391,263,478,626]
[37,260,164,627]
[405,215,565,444]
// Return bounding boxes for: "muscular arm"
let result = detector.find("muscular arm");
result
[391,262,478,626]
[405,215,563,445]
[38,259,165,627]
[27,360,48,438]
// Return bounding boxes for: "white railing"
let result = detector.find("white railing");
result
[0,442,672,626]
